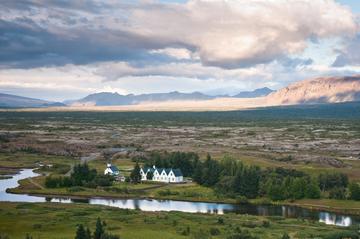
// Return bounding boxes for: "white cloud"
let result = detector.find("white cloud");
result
[127,0,357,68]
[150,48,194,60]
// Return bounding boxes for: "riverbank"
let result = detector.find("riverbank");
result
[0,201,357,239]
[7,174,360,216]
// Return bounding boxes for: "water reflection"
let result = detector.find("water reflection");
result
[0,169,358,227]
[319,212,352,227]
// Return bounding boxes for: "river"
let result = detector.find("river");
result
[0,169,358,227]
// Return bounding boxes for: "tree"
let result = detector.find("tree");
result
[71,163,97,186]
[318,172,348,191]
[25,234,33,239]
[281,233,290,239]
[85,228,91,239]
[146,171,154,180]
[349,182,360,201]
[289,178,306,199]
[130,162,141,184]
[94,218,105,239]
[266,179,285,201]
[305,178,321,199]
[329,187,346,200]
[75,224,87,239]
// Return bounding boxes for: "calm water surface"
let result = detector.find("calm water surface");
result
[0,169,359,227]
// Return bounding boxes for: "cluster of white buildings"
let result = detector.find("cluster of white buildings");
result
[140,165,184,183]
[104,163,184,183]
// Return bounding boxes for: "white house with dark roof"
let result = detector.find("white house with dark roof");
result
[104,163,120,176]
[140,165,183,183]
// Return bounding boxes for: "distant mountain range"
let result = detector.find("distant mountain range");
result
[233,87,274,98]
[2,75,360,108]
[66,88,274,106]
[0,93,65,108]
[68,91,214,106]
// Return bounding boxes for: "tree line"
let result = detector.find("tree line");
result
[136,151,360,201]
[45,163,114,189]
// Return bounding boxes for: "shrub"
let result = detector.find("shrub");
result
[226,230,258,239]
[45,177,62,188]
[236,196,249,204]
[209,227,220,236]
[329,187,346,200]
[281,233,290,239]
[262,220,270,228]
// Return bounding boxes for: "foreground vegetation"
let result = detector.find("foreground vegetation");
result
[0,202,358,239]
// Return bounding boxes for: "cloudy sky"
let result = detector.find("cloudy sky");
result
[1,0,360,101]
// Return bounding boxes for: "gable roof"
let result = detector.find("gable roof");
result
[141,166,183,177]
[110,165,119,172]
[172,169,183,177]
[143,167,155,173]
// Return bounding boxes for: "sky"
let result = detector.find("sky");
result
[1,0,360,101]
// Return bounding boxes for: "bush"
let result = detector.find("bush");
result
[329,187,346,200]
[262,220,270,228]
[236,196,249,204]
[179,226,190,236]
[226,230,258,239]
[209,227,220,236]
[281,233,290,239]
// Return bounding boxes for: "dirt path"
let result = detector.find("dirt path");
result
[65,152,101,176]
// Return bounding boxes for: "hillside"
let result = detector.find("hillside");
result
[267,76,360,105]
[233,87,274,98]
[0,93,65,108]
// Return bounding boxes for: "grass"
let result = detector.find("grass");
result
[0,152,74,170]
[0,202,357,239]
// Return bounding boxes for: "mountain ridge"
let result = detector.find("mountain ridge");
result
[266,75,360,105]
[68,88,274,106]
[0,93,65,108]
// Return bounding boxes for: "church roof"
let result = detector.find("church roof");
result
[109,165,119,172]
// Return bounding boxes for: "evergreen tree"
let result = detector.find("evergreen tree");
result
[85,227,91,239]
[146,171,154,180]
[130,162,141,184]
[75,224,87,239]
[94,218,105,239]
[289,178,306,199]
[266,179,285,201]
[305,178,321,199]
[192,160,203,184]
[349,182,360,201]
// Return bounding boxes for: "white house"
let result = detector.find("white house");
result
[104,163,120,176]
[140,165,183,183]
